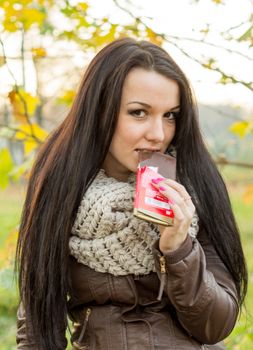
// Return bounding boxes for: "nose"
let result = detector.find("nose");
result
[145,117,166,143]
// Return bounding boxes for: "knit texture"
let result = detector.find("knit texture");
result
[69,169,199,276]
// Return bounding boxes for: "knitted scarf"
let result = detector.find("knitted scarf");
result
[69,169,199,276]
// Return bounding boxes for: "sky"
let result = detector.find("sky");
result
[0,0,252,109]
[89,0,253,109]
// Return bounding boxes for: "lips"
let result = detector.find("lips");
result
[135,149,160,152]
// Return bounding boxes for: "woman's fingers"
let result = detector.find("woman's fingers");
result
[162,179,194,205]
[151,178,196,252]
[151,178,195,214]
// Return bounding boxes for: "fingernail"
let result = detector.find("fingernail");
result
[151,178,164,184]
[159,186,166,191]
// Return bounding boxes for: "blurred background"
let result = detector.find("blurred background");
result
[0,0,252,349]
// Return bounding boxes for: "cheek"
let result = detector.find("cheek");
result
[115,122,143,147]
[165,124,176,141]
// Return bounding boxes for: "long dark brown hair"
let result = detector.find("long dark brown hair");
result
[16,37,247,349]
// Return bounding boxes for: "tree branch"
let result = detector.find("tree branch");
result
[204,105,246,122]
[0,36,41,142]
[21,27,26,89]
[163,38,253,92]
[215,157,253,169]
[0,123,43,144]
[166,34,252,61]
[112,0,253,92]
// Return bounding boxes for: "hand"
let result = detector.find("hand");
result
[151,178,195,253]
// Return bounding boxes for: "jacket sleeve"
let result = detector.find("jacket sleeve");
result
[152,226,239,345]
[16,302,38,349]
[16,302,68,349]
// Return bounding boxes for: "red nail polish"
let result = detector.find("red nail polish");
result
[156,177,164,181]
[151,179,159,184]
[159,186,166,191]
[151,178,164,184]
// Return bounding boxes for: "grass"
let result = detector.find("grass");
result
[0,178,252,349]
[0,185,24,245]
[0,185,24,350]
[225,182,253,349]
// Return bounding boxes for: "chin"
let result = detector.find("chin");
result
[129,162,138,173]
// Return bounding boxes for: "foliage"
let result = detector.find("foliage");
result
[230,121,253,139]
[0,0,167,189]
[228,120,253,202]
[0,1,252,348]
[0,0,252,189]
[0,183,253,348]
[0,148,14,188]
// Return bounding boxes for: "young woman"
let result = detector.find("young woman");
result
[16,37,247,350]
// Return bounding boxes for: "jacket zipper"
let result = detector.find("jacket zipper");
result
[73,308,91,349]
[157,255,166,301]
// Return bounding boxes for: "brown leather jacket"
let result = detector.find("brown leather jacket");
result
[16,226,239,349]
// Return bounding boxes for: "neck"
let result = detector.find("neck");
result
[102,167,133,182]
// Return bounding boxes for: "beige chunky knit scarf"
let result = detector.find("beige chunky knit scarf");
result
[69,169,199,276]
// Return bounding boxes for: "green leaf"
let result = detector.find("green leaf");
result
[0,127,15,138]
[238,25,253,42]
[9,156,34,182]
[202,58,217,69]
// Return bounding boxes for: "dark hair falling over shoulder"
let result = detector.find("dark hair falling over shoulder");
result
[15,37,247,349]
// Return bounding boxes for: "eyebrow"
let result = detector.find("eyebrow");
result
[126,101,180,111]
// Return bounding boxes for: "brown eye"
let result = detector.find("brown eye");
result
[164,112,179,120]
[129,109,146,118]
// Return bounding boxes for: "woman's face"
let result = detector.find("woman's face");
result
[103,68,180,181]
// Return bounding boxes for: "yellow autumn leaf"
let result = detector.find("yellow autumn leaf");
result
[243,185,253,204]
[13,0,33,5]
[20,8,45,30]
[93,24,118,46]
[8,89,40,123]
[3,22,16,32]
[77,2,89,11]
[15,123,48,155]
[58,90,76,106]
[37,0,47,5]
[38,0,54,5]
[230,121,250,138]
[200,25,210,36]
[2,4,20,32]
[0,148,14,189]
[2,2,45,32]
[0,229,18,269]
[146,28,163,46]
[0,56,5,67]
[24,138,40,155]
[1,2,17,15]
[31,47,47,58]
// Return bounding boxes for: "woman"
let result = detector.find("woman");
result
[16,38,247,350]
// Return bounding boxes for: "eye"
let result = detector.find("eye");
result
[128,109,147,118]
[164,111,180,121]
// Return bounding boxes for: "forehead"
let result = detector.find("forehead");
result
[121,68,180,107]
